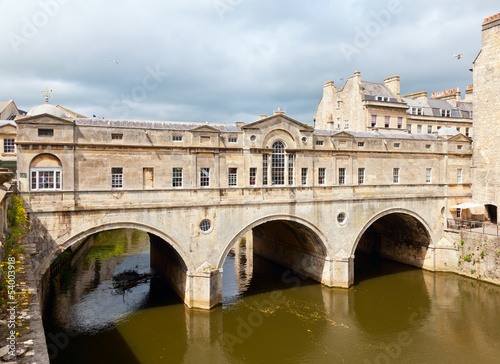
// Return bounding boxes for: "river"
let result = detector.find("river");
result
[43,229,500,363]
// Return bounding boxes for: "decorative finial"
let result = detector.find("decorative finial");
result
[41,86,53,103]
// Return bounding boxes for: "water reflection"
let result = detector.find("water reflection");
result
[44,229,500,364]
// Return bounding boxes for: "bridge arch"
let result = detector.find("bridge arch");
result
[351,208,434,270]
[38,221,195,280]
[217,214,332,286]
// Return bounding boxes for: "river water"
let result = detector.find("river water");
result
[43,229,500,363]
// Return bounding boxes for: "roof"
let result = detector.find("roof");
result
[437,127,460,136]
[74,118,242,132]
[361,81,395,98]
[313,129,438,140]
[401,97,434,116]
[27,103,69,118]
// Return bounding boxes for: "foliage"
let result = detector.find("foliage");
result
[7,194,29,241]
[463,254,472,262]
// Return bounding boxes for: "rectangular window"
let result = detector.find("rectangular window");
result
[457,208,462,219]
[344,120,349,129]
[397,117,403,129]
[428,125,433,134]
[228,168,237,186]
[111,133,123,140]
[288,154,295,185]
[31,169,61,190]
[339,168,346,185]
[425,144,431,149]
[337,101,342,109]
[172,167,183,187]
[411,107,423,115]
[3,138,15,154]
[407,124,412,132]
[111,167,123,189]
[301,168,307,185]
[358,168,365,184]
[249,168,256,186]
[440,109,451,117]
[38,128,54,137]
[377,96,390,101]
[318,168,326,185]
[201,136,210,143]
[200,168,210,187]
[385,116,390,128]
[394,143,400,148]
[337,118,341,129]
[457,145,463,150]
[457,169,462,184]
[465,128,470,137]
[417,125,422,133]
[371,115,377,127]
[262,154,268,186]
[316,140,324,146]
[358,142,365,147]
[393,168,400,184]
[426,168,432,183]
[172,135,182,142]
[228,137,237,143]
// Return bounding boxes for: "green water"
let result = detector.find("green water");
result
[43,229,500,363]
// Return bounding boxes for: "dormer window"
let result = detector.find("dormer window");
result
[173,135,183,142]
[228,137,237,143]
[376,96,390,101]
[316,140,324,146]
[410,107,423,115]
[440,109,451,117]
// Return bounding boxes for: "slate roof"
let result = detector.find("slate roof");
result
[313,129,438,140]
[74,118,242,132]
[361,81,395,98]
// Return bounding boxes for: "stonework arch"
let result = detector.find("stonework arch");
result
[351,208,434,257]
[262,129,295,148]
[29,153,62,168]
[36,222,195,279]
[216,213,331,269]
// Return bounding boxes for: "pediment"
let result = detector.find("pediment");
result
[190,125,220,133]
[446,133,471,143]
[15,113,74,125]
[332,131,355,139]
[242,114,314,132]
[0,124,17,134]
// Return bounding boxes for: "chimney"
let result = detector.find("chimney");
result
[384,75,401,100]
[259,114,268,120]
[431,87,461,106]
[464,85,473,102]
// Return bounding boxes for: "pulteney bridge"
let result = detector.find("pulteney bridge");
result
[16,109,471,309]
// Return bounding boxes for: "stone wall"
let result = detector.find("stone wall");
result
[472,15,500,208]
[442,230,500,285]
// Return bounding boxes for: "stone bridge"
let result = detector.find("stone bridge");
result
[23,183,465,309]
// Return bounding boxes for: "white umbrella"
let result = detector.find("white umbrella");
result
[450,202,484,209]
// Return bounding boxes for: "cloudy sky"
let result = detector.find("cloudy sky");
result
[0,0,498,124]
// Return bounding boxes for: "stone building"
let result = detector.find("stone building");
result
[15,104,472,228]
[472,13,500,223]
[314,73,473,136]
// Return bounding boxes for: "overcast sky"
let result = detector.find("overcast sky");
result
[0,0,498,124]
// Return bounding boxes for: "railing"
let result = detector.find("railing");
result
[447,218,500,236]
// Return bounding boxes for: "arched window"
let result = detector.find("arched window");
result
[30,154,62,191]
[271,141,285,185]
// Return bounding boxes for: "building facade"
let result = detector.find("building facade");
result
[314,73,473,136]
[472,13,500,222]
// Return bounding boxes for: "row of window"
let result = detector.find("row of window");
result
[371,115,404,129]
[29,165,465,191]
[408,124,471,136]
[105,166,464,189]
